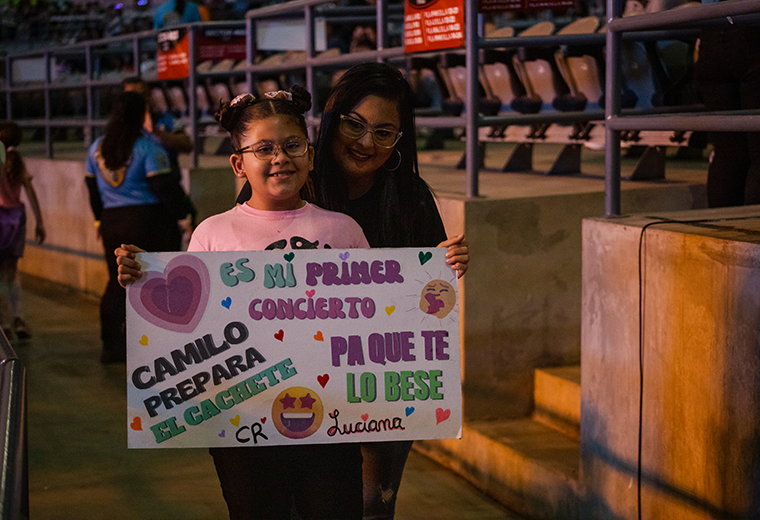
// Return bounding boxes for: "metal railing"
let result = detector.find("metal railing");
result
[0,332,28,520]
[0,1,408,165]
[604,0,760,216]
[7,0,756,206]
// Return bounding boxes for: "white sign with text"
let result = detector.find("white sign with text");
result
[126,248,462,448]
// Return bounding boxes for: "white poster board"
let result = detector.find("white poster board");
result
[127,248,462,448]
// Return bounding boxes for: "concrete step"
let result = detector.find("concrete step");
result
[415,418,580,520]
[533,365,581,440]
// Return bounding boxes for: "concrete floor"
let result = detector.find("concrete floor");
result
[14,274,523,520]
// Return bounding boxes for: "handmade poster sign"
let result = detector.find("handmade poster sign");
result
[126,248,462,448]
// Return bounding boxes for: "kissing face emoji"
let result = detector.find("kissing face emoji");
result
[419,279,456,319]
[272,386,324,439]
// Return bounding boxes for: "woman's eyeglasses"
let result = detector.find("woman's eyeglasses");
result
[339,115,402,148]
[235,138,310,160]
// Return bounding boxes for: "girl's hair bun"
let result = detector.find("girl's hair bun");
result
[216,100,242,133]
[216,93,256,133]
[288,85,312,114]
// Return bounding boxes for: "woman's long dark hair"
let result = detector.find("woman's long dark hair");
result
[101,91,145,171]
[311,62,430,247]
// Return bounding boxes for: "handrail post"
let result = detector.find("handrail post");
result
[246,16,254,94]
[376,0,387,61]
[605,0,623,217]
[465,0,480,198]
[44,51,52,159]
[5,56,12,121]
[85,43,93,148]
[189,25,199,168]
[133,35,141,80]
[0,340,29,519]
[305,3,316,140]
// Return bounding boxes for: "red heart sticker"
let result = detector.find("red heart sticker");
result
[261,417,267,424]
[361,413,369,422]
[317,374,329,388]
[435,408,451,424]
[274,329,284,341]
[130,417,142,431]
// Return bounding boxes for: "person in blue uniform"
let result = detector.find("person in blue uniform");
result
[153,0,201,29]
[86,91,192,363]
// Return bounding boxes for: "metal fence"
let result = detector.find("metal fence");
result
[5,0,760,205]
[0,331,28,520]
[603,0,760,216]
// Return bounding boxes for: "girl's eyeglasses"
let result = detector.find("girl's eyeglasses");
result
[339,115,402,148]
[235,138,310,160]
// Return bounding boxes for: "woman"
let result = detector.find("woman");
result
[86,91,191,363]
[235,62,468,519]
[317,61,466,520]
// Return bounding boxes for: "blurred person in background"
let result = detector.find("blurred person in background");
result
[0,122,45,343]
[85,92,192,363]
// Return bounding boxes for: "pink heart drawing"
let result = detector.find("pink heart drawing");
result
[317,374,329,388]
[305,290,315,298]
[435,408,451,425]
[129,255,210,333]
[361,413,369,422]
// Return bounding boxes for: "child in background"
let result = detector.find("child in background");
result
[116,86,367,519]
[0,122,45,342]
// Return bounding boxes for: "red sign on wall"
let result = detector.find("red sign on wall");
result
[157,28,190,81]
[478,0,574,11]
[404,0,465,53]
[196,27,247,62]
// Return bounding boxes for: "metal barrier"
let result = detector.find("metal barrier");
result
[7,0,757,204]
[0,1,407,166]
[0,332,28,520]
[604,0,760,216]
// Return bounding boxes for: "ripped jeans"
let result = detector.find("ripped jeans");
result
[361,440,413,520]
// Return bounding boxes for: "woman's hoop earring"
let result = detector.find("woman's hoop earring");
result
[383,148,402,171]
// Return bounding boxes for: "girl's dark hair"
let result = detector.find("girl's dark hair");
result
[175,0,186,15]
[101,91,146,171]
[215,85,312,151]
[0,122,25,188]
[312,62,428,247]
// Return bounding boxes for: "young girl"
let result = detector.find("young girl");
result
[0,122,45,342]
[117,86,367,519]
